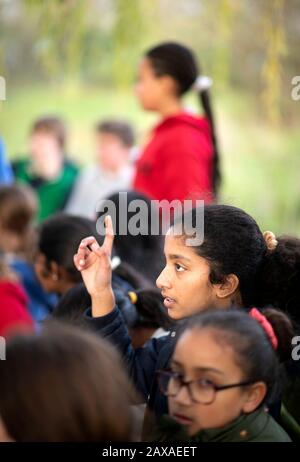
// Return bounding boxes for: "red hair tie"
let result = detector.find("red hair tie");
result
[249,308,278,350]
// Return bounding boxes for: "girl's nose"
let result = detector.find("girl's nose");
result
[156,266,172,290]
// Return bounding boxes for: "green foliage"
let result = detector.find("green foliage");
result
[0,1,299,236]
[111,0,144,87]
[1,0,299,123]
[260,0,287,124]
[25,0,88,83]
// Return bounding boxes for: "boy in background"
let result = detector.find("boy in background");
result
[13,116,78,221]
[66,119,135,220]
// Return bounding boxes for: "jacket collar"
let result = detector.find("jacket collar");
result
[158,408,269,442]
[193,408,269,442]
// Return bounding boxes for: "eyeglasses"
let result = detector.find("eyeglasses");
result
[157,369,254,405]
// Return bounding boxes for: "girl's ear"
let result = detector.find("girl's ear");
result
[50,261,71,285]
[215,274,239,299]
[160,74,179,96]
[242,382,267,414]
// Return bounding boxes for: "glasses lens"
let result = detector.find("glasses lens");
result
[190,380,215,404]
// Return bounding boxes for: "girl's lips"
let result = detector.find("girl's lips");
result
[163,297,176,309]
[173,413,193,426]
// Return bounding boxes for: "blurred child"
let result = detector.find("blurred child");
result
[13,116,78,221]
[52,282,172,349]
[34,214,97,296]
[0,322,136,441]
[154,309,291,442]
[134,42,220,204]
[66,119,134,220]
[34,214,146,333]
[98,191,164,284]
[0,258,33,338]
[0,184,57,322]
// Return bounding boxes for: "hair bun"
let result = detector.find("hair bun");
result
[263,231,278,251]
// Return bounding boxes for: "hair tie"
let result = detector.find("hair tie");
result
[193,75,213,92]
[249,308,278,350]
[128,291,138,305]
[111,256,121,270]
[263,231,278,251]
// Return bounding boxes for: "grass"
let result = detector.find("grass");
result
[1,82,300,235]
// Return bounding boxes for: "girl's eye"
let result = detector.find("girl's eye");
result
[199,379,215,387]
[175,263,185,272]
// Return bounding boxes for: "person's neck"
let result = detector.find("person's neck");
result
[157,99,184,119]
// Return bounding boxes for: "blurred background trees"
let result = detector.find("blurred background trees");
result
[0,0,300,234]
[1,0,299,122]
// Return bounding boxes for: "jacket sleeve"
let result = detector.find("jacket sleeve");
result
[83,306,168,401]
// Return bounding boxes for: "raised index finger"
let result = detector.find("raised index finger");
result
[102,215,114,256]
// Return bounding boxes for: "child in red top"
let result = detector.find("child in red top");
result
[134,42,221,203]
[0,262,34,338]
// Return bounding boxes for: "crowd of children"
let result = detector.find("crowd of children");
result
[0,41,299,443]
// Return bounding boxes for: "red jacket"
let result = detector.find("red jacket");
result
[0,281,34,338]
[134,113,214,203]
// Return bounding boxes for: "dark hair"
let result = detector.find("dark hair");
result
[145,42,221,195]
[52,283,91,325]
[255,236,300,327]
[175,204,300,323]
[132,288,173,331]
[113,262,173,331]
[38,214,97,283]
[52,268,172,332]
[178,308,294,404]
[96,119,135,148]
[0,322,135,441]
[97,190,165,284]
[31,116,66,150]
[0,184,37,235]
[0,184,37,254]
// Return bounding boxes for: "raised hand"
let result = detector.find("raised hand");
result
[74,215,115,316]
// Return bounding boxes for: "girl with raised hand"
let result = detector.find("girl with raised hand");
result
[74,205,300,434]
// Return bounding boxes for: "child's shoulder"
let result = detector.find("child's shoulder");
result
[12,157,30,176]
[237,409,291,442]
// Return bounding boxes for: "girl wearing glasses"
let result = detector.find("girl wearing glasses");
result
[74,205,300,435]
[154,309,291,442]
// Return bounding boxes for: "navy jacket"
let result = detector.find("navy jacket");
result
[84,305,176,418]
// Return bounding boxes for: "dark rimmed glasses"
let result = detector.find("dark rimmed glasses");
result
[157,369,254,405]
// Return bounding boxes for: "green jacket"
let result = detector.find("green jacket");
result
[13,159,78,222]
[150,408,291,442]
